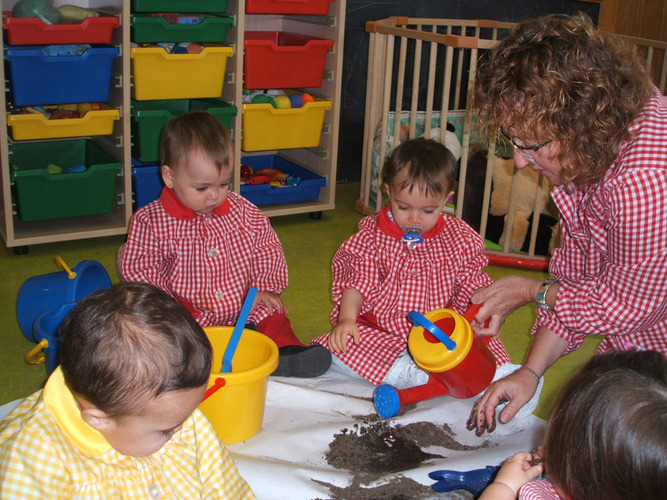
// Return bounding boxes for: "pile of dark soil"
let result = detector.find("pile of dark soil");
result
[313,417,490,499]
[326,420,444,478]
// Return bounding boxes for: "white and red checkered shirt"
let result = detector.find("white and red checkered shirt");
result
[519,479,562,500]
[122,188,288,327]
[311,207,511,384]
[537,87,667,356]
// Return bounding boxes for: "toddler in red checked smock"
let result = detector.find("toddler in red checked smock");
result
[121,110,331,377]
[311,138,539,413]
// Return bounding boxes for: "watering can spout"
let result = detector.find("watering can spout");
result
[374,376,450,418]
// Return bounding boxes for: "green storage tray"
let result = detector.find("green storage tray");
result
[10,140,121,222]
[130,14,234,43]
[131,0,229,13]
[131,99,237,163]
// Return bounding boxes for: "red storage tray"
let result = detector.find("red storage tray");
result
[2,13,119,45]
[244,31,333,89]
[245,0,333,15]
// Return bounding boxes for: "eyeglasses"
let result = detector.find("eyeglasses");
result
[498,127,551,165]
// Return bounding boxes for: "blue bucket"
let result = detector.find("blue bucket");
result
[28,302,77,375]
[16,259,111,342]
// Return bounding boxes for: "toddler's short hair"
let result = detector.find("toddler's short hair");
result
[544,350,667,500]
[159,109,233,174]
[59,282,212,418]
[383,137,457,198]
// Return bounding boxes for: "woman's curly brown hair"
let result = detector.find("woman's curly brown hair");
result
[474,13,653,189]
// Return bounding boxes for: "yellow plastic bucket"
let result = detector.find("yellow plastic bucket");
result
[198,326,278,444]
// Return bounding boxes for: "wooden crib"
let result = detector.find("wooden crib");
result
[357,17,667,269]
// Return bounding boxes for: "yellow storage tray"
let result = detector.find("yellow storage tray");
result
[7,104,120,140]
[241,95,331,151]
[130,44,233,100]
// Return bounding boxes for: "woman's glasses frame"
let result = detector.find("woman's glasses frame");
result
[498,127,552,165]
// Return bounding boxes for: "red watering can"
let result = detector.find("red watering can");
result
[373,304,496,418]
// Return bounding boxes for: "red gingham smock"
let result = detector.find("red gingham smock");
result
[122,188,293,336]
[536,87,667,356]
[519,479,562,500]
[311,206,511,385]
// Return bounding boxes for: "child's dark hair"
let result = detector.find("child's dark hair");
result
[383,137,457,198]
[544,350,667,500]
[59,282,212,418]
[159,109,233,174]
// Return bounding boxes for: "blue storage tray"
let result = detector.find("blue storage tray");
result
[5,44,119,106]
[240,155,326,206]
[131,161,163,211]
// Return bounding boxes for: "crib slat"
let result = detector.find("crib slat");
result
[394,36,408,146]
[360,30,383,212]
[457,45,479,222]
[409,34,422,140]
[439,45,455,143]
[376,34,396,211]
[360,30,378,209]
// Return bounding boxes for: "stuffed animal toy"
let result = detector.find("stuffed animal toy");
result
[462,146,559,256]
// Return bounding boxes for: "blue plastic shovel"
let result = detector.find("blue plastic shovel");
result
[221,287,258,373]
[429,465,500,496]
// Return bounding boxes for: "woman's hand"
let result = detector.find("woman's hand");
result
[471,276,541,337]
[468,327,568,435]
[466,368,540,435]
[328,319,360,353]
[254,291,288,315]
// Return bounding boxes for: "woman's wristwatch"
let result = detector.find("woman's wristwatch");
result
[536,277,559,311]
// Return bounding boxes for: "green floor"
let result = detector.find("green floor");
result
[0,182,599,419]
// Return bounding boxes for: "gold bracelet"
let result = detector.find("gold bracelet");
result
[519,365,541,382]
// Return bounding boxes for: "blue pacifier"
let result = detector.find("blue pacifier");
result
[402,228,424,250]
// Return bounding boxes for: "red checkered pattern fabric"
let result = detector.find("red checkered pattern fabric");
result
[536,87,667,357]
[311,207,511,385]
[519,479,562,500]
[122,189,288,328]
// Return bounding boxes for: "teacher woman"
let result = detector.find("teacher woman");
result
[467,13,667,435]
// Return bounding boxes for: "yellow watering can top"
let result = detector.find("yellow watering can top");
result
[407,308,474,373]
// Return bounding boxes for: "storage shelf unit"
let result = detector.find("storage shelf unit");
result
[226,0,344,217]
[0,0,131,249]
[0,0,344,250]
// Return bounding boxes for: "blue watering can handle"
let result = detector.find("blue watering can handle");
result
[221,287,258,373]
[408,311,457,351]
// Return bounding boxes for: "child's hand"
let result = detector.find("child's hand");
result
[254,291,288,315]
[328,320,360,353]
[487,451,543,497]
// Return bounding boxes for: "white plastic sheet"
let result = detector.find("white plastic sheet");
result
[229,367,546,500]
